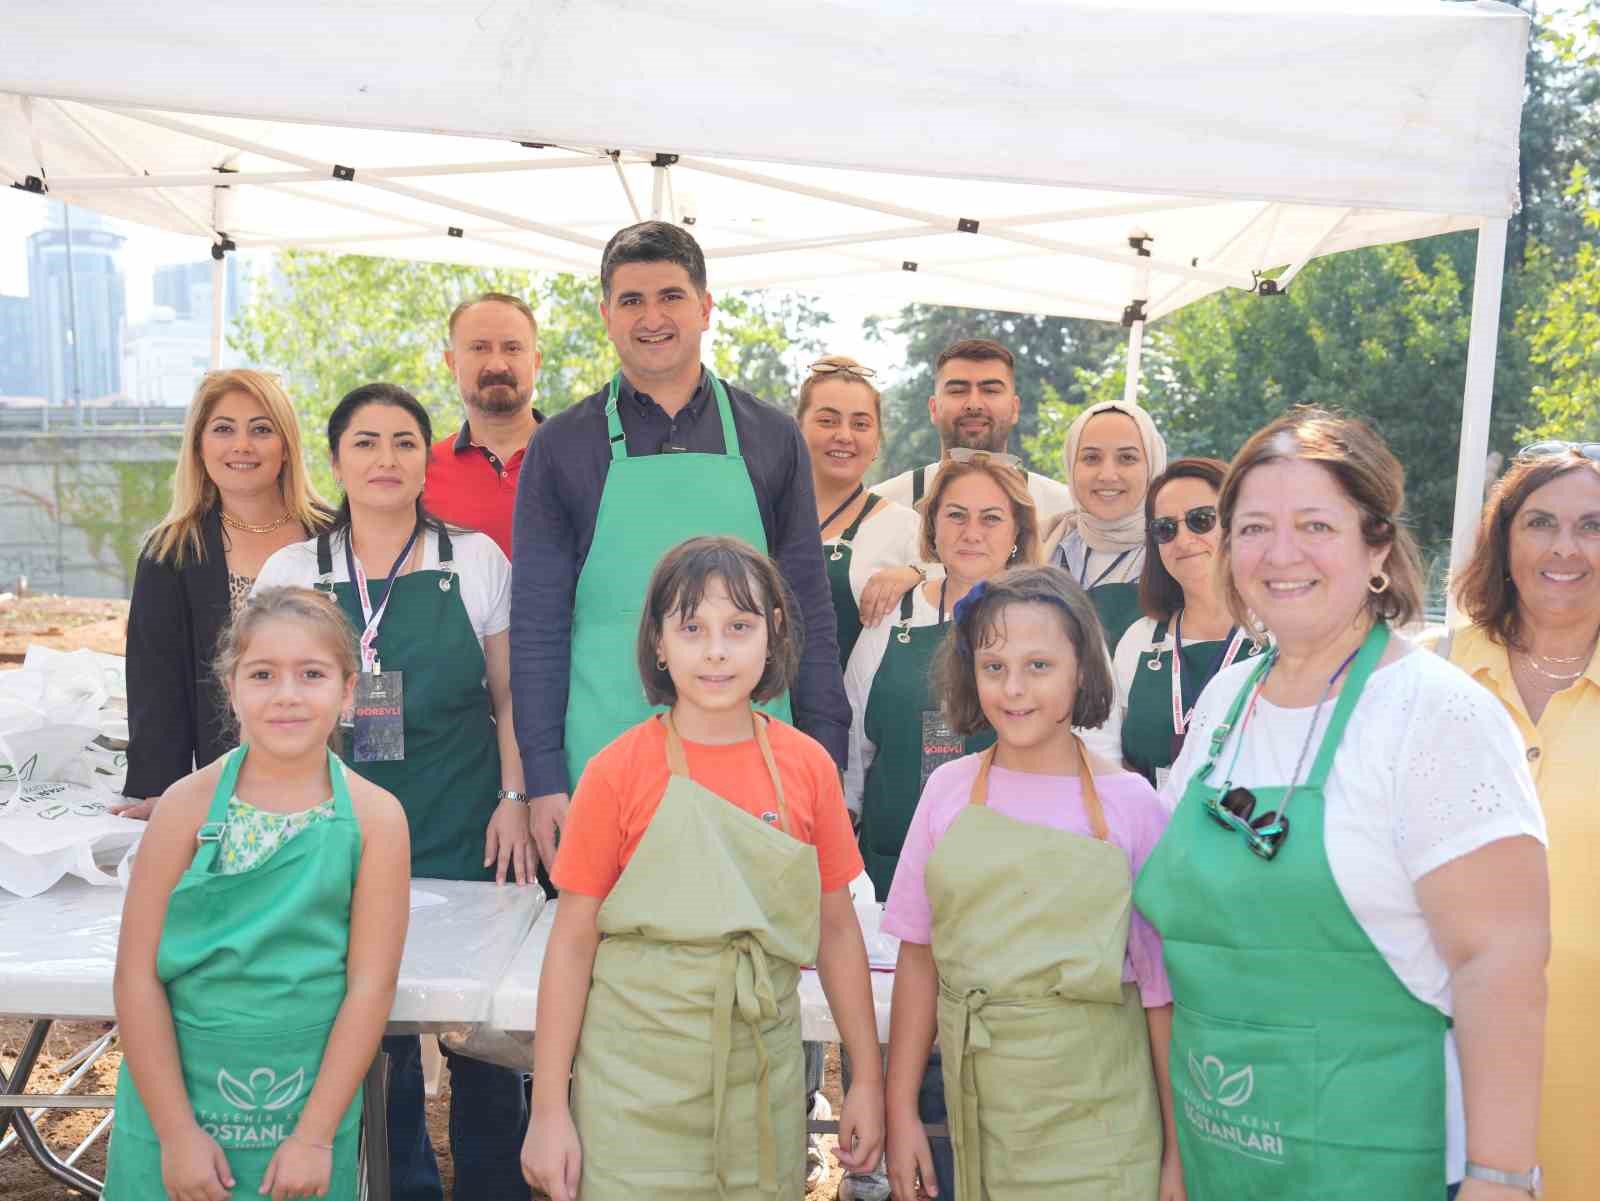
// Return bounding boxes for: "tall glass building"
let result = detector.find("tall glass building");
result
[27,203,127,404]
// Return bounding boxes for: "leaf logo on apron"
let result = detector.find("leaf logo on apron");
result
[216,1067,306,1112]
[1188,1052,1254,1108]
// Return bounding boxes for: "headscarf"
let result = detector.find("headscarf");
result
[1059,400,1169,554]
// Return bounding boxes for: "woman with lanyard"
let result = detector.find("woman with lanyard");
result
[255,382,535,1201]
[1112,458,1265,788]
[1444,442,1600,1201]
[117,369,332,819]
[1134,410,1550,1201]
[1045,399,1168,653]
[799,354,922,670]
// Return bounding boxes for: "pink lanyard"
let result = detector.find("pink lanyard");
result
[1170,613,1250,738]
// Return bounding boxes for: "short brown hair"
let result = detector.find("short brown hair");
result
[1139,457,1229,621]
[1455,450,1600,649]
[1217,408,1424,629]
[636,536,801,706]
[934,566,1115,735]
[446,292,537,343]
[796,355,882,424]
[934,338,1014,377]
[919,457,1041,566]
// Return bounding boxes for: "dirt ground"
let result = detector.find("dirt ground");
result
[0,1021,849,1199]
[1,597,852,1199]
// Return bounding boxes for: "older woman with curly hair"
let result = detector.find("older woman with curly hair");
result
[1442,440,1600,1201]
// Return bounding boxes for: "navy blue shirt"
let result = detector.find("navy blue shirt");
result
[510,368,847,795]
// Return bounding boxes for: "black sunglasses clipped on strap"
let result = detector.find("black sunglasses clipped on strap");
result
[1150,505,1218,545]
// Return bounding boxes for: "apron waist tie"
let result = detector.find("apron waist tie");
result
[712,934,781,1200]
[938,982,1068,1201]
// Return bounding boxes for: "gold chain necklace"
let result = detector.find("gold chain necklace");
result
[221,509,294,535]
[1518,652,1583,685]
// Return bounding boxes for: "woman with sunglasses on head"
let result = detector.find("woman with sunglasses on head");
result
[798,356,923,670]
[1112,459,1266,789]
[1044,400,1169,654]
[1134,410,1549,1201]
[1440,441,1600,1201]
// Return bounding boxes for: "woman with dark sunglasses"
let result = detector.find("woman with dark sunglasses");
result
[1134,410,1548,1201]
[1112,459,1267,788]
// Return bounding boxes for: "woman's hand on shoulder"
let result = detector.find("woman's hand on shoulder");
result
[859,566,923,628]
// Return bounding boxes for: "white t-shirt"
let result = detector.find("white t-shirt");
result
[844,583,1123,814]
[253,527,511,647]
[872,460,1075,525]
[824,498,923,603]
[1160,644,1547,1181]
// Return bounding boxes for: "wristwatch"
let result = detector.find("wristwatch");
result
[1464,1162,1542,1198]
[497,789,530,805]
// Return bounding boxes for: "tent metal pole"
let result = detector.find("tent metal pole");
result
[1124,236,1152,405]
[1445,217,1509,627]
[1123,320,1145,405]
[209,254,227,371]
[651,165,665,219]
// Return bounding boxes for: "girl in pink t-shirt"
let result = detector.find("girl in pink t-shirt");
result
[883,565,1181,1201]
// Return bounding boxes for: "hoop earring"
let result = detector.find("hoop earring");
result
[1009,544,1018,560]
[1368,572,1391,595]
[655,656,668,671]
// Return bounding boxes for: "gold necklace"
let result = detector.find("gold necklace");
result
[1518,652,1582,685]
[221,509,294,535]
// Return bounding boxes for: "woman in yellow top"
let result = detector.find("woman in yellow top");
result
[1448,441,1600,1201]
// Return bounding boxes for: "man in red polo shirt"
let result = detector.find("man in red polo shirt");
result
[425,291,545,556]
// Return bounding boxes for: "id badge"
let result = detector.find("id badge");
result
[352,670,405,763]
[920,709,965,789]
[1155,766,1172,791]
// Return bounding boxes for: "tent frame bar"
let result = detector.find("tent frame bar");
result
[41,156,614,190]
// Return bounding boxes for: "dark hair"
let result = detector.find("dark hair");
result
[919,458,1040,566]
[934,565,1115,736]
[325,382,449,539]
[1455,450,1600,649]
[446,292,537,343]
[934,338,1015,376]
[636,536,802,706]
[600,221,708,300]
[1138,457,1229,621]
[1218,407,1424,629]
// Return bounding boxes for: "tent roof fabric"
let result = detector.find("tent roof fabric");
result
[1,1,1528,320]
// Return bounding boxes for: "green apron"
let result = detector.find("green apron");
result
[1058,534,1145,653]
[858,588,993,899]
[571,712,819,1200]
[928,744,1162,1200]
[1133,624,1450,1200]
[317,527,500,880]
[105,747,364,1199]
[826,492,884,671]
[1122,617,1259,789]
[565,372,790,790]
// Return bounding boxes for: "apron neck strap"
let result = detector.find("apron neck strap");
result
[314,532,336,594]
[604,371,740,462]
[967,738,1110,841]
[1204,650,1276,764]
[194,745,248,866]
[838,490,881,542]
[662,709,791,836]
[1303,621,1390,790]
[326,748,354,818]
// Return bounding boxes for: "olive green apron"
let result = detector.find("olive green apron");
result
[1134,624,1450,1200]
[565,372,790,790]
[927,743,1161,1200]
[1122,617,1258,789]
[858,589,993,899]
[571,712,819,1200]
[826,492,884,671]
[105,746,364,1199]
[316,527,500,880]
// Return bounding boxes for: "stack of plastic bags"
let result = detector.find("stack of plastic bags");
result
[0,646,145,897]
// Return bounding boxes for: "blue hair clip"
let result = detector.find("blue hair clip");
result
[950,580,989,629]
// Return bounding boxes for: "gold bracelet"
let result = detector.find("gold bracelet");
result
[289,1132,334,1151]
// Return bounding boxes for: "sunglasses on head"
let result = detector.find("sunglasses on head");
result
[948,446,1025,473]
[1204,787,1291,859]
[1518,440,1600,462]
[807,360,878,382]
[1150,505,1218,545]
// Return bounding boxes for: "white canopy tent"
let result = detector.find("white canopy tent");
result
[1,0,1529,601]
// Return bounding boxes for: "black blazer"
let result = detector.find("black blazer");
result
[123,507,236,800]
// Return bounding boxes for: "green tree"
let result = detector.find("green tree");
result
[1517,169,1600,441]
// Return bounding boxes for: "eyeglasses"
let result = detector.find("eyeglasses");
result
[1150,505,1218,545]
[807,360,878,382]
[948,446,1025,473]
[1519,440,1600,461]
[1203,786,1290,859]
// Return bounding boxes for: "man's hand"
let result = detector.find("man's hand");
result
[528,792,569,872]
[858,567,924,628]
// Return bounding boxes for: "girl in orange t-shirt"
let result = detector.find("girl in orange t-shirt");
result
[521,535,884,1201]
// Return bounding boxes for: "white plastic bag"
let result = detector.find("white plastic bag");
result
[0,780,144,897]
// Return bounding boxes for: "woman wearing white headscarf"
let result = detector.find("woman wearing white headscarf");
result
[1045,400,1169,651]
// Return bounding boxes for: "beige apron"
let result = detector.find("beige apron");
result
[926,743,1162,1200]
[571,712,821,1201]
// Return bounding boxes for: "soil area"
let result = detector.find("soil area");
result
[1,598,852,1199]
